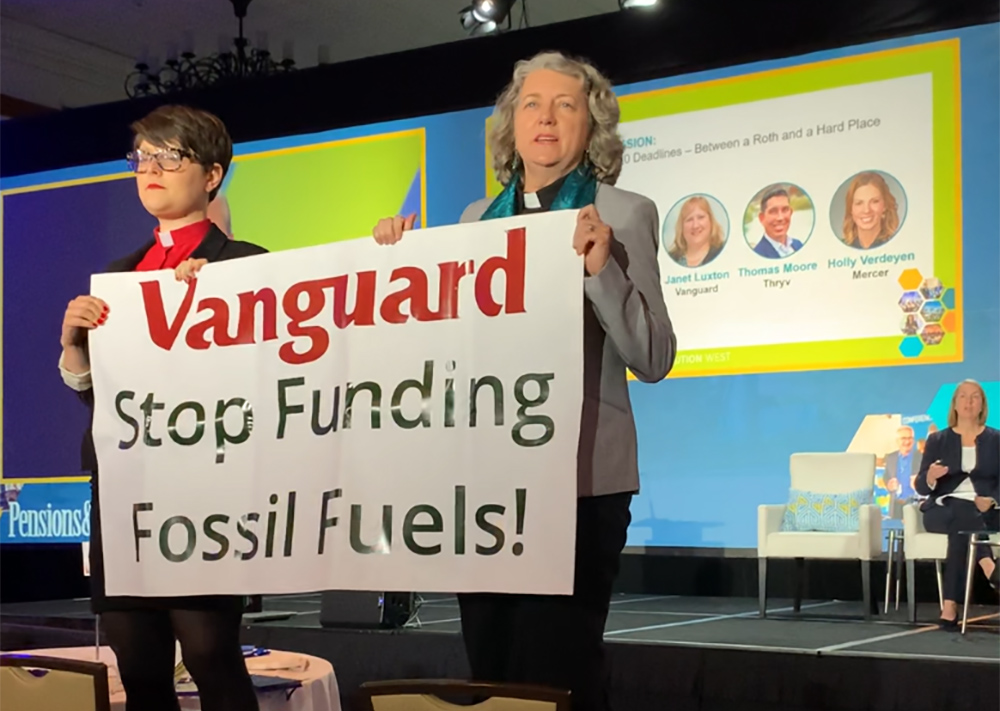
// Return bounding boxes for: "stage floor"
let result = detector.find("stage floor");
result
[247,592,1000,663]
[3,593,997,711]
[2,592,998,663]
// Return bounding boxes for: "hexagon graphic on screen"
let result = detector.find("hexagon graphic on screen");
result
[919,300,945,324]
[900,313,924,336]
[919,277,944,300]
[898,336,924,358]
[898,291,922,313]
[897,268,922,290]
[222,129,426,251]
[919,323,945,346]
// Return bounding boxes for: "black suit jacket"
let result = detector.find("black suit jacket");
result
[914,426,1000,510]
[77,225,268,472]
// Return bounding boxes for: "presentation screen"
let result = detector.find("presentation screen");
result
[617,43,958,377]
[2,25,997,551]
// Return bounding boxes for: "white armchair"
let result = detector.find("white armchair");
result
[902,502,946,622]
[758,452,881,620]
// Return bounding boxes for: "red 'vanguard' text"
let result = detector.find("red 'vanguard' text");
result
[140,228,526,365]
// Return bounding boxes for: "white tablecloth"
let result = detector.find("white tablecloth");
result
[11,646,340,711]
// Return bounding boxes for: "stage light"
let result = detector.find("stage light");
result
[472,0,513,23]
[472,20,499,35]
[459,0,514,35]
[619,0,659,8]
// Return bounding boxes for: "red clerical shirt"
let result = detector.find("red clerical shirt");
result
[134,219,212,272]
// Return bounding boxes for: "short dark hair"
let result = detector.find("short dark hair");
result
[131,105,232,201]
[759,187,789,213]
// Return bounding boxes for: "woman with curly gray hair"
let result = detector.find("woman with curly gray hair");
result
[373,51,675,710]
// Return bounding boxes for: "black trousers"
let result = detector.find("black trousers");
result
[101,608,258,711]
[922,498,999,602]
[457,492,632,711]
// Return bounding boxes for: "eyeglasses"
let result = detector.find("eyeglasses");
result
[126,148,195,173]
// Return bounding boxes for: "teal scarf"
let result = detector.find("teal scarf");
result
[480,164,598,220]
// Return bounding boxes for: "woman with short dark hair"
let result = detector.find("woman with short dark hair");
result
[59,105,265,711]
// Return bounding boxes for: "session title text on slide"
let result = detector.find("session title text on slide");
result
[623,117,883,165]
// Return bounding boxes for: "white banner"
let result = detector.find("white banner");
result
[90,212,582,597]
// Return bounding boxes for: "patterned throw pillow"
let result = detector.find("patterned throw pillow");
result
[780,488,872,532]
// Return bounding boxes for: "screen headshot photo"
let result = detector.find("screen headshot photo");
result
[742,182,814,259]
[663,194,729,268]
[830,169,906,250]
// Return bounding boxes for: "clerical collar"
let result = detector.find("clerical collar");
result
[518,173,570,214]
[154,218,212,250]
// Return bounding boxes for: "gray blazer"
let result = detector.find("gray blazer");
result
[460,182,676,497]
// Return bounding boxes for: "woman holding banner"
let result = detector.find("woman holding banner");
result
[373,51,676,711]
[58,105,264,711]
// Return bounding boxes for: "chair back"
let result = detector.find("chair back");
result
[360,679,570,711]
[0,654,110,711]
[789,452,875,494]
[902,503,927,534]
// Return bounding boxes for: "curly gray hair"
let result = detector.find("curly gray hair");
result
[489,51,624,187]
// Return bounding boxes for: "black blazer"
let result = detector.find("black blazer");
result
[914,426,1000,510]
[77,225,267,472]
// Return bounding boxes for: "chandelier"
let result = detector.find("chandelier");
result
[125,0,295,99]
